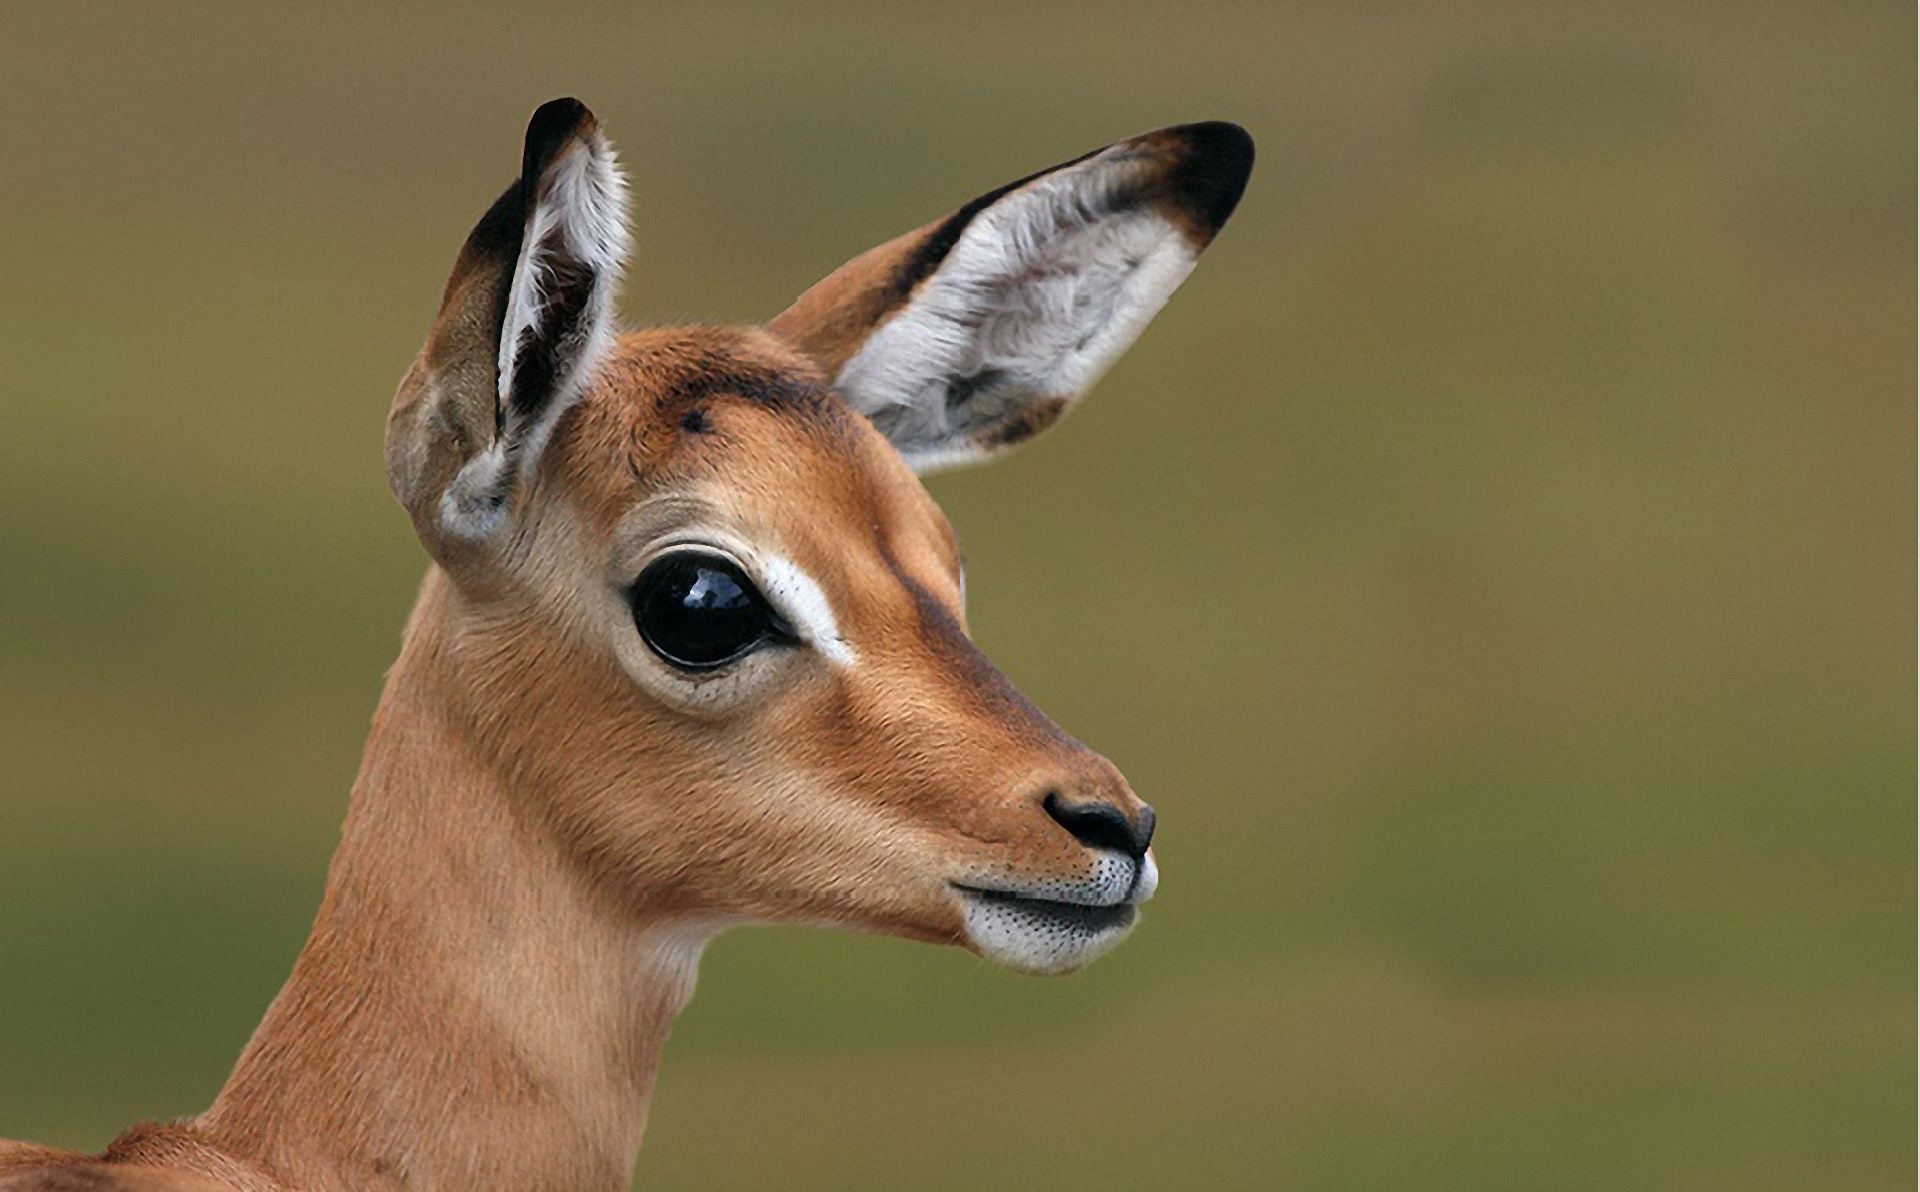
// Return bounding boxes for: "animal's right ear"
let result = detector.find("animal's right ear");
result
[386,98,628,562]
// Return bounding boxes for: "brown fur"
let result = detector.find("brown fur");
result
[0,106,1249,1191]
[6,272,1115,1192]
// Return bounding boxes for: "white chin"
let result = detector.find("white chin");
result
[958,892,1140,976]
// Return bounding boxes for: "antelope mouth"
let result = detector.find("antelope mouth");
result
[950,862,1155,976]
[954,886,1140,934]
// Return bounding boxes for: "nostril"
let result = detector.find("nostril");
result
[1043,792,1155,859]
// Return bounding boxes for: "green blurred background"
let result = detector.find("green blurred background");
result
[0,2,1911,1188]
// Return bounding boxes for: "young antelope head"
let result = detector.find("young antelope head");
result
[386,99,1252,975]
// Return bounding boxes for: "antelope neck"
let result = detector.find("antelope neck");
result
[188,573,707,1192]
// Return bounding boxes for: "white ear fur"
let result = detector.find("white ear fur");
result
[497,134,630,409]
[834,144,1199,474]
[441,127,629,541]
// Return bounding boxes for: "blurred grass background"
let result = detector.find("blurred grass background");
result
[0,2,1911,1188]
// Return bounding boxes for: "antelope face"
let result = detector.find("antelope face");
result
[386,101,1250,975]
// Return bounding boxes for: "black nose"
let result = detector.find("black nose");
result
[1043,792,1155,859]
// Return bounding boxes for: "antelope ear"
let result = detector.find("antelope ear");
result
[386,98,628,554]
[770,122,1252,473]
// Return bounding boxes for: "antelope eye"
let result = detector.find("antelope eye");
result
[630,552,788,672]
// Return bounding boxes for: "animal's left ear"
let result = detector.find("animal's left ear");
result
[770,122,1253,473]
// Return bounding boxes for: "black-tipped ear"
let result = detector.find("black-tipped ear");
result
[386,98,630,555]
[770,121,1253,473]
[1159,121,1255,244]
[523,97,596,187]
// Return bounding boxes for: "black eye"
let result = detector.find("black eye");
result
[630,552,787,672]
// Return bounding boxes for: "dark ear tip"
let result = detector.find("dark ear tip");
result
[522,97,598,182]
[530,96,596,136]
[1162,120,1255,237]
[1172,120,1255,166]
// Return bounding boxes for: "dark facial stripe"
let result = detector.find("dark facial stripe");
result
[890,568,1073,750]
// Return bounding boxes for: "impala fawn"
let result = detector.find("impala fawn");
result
[0,99,1251,1191]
